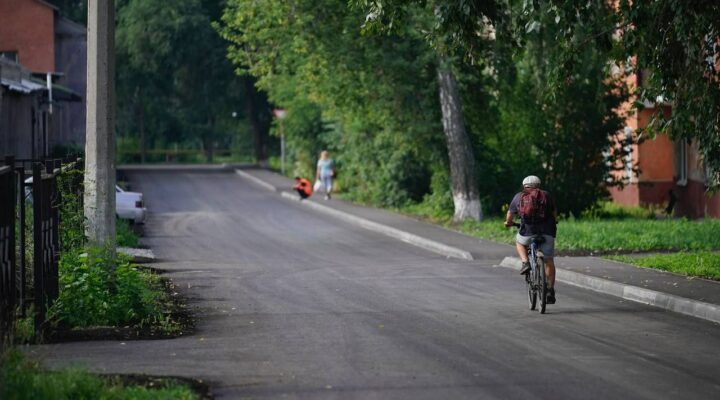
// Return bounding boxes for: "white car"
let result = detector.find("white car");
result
[24,177,146,224]
[116,185,146,224]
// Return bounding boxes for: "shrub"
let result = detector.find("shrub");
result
[49,247,174,330]
[116,219,140,248]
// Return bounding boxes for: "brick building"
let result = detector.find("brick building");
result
[609,73,720,219]
[0,0,85,158]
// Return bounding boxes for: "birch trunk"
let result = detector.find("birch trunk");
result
[437,60,482,221]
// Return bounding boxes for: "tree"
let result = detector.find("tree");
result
[360,0,720,186]
[218,0,443,207]
[357,1,498,221]
[618,1,720,184]
[115,0,267,163]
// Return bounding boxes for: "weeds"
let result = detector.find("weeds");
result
[116,219,140,248]
[0,350,198,400]
[48,247,181,335]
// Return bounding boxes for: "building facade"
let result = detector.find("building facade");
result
[609,74,720,219]
[0,0,86,158]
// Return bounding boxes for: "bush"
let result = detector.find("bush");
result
[116,219,140,248]
[1,350,198,400]
[49,247,176,331]
[57,168,86,252]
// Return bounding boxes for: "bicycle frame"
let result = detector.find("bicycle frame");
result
[526,236,547,313]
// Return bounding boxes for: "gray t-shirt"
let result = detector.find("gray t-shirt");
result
[317,159,334,178]
[509,190,557,237]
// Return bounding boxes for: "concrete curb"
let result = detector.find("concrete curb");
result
[118,164,237,173]
[117,247,156,264]
[234,169,278,192]
[499,257,720,324]
[279,192,474,260]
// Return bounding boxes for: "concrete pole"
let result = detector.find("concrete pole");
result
[84,0,116,246]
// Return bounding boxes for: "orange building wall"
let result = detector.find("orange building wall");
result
[638,133,674,181]
[0,0,56,72]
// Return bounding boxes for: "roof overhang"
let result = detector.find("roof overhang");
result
[0,77,46,93]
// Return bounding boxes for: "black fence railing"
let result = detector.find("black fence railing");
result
[0,158,17,342]
[0,156,83,343]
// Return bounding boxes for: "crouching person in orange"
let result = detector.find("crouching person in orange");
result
[293,177,313,199]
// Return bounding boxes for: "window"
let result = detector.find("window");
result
[623,127,634,181]
[0,51,18,62]
[676,140,688,186]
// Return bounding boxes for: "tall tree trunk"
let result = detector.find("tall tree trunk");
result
[244,77,267,166]
[437,59,482,221]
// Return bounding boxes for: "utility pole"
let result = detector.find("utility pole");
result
[84,0,116,245]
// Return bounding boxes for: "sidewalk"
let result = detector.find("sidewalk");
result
[235,167,720,324]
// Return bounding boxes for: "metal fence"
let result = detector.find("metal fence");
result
[0,156,83,343]
[0,158,17,341]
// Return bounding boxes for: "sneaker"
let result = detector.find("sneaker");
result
[519,262,531,275]
[546,288,556,304]
[325,194,331,200]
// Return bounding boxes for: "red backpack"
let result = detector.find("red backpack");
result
[519,188,548,222]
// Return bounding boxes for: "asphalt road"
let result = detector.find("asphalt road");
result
[31,171,720,399]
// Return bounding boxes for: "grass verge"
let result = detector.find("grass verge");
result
[401,200,720,254]
[447,218,720,254]
[0,350,200,400]
[606,252,720,281]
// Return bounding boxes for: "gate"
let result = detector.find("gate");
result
[32,162,61,334]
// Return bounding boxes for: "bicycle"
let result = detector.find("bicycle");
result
[512,223,548,314]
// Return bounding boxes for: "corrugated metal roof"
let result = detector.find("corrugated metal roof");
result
[0,77,45,93]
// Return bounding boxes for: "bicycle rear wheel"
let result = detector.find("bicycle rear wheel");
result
[527,275,537,310]
[537,257,547,314]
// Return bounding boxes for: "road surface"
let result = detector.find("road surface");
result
[33,171,720,399]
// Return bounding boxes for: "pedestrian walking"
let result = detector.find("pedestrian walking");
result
[316,150,335,200]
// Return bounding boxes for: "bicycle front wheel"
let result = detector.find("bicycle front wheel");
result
[537,257,547,314]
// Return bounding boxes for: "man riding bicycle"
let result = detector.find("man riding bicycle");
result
[504,175,558,304]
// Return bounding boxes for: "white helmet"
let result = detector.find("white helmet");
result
[522,175,541,188]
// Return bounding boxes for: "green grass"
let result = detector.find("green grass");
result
[606,252,720,281]
[401,199,720,253]
[116,219,140,248]
[1,350,198,400]
[448,218,720,253]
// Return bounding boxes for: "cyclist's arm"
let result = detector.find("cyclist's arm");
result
[504,210,515,227]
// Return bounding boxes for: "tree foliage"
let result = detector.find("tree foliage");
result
[218,0,444,207]
[352,0,631,215]
[618,0,720,184]
[115,0,258,162]
[359,0,720,186]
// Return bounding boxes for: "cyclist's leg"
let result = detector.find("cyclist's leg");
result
[545,257,556,288]
[515,234,531,262]
[539,235,556,285]
[515,242,528,262]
